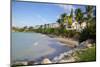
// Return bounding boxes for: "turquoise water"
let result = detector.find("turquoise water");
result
[12,32,71,62]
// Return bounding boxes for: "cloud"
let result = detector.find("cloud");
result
[59,4,73,11]
[56,4,76,15]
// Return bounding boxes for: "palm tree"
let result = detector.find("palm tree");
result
[70,8,73,17]
[61,13,67,25]
[57,19,62,27]
[75,8,84,24]
[67,9,73,28]
[86,6,94,17]
[79,6,96,42]
[85,6,94,27]
[57,13,67,29]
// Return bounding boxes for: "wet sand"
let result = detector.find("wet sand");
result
[54,37,79,48]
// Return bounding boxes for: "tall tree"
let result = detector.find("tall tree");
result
[61,13,67,24]
[85,6,94,27]
[79,6,96,42]
[67,9,73,27]
[67,16,72,27]
[70,8,73,17]
[75,8,83,23]
[57,13,67,29]
[57,18,64,29]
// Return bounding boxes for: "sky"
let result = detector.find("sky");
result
[12,0,87,27]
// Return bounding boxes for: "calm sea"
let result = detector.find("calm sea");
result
[11,32,71,62]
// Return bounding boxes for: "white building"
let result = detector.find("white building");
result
[50,23,59,28]
[34,25,41,29]
[36,23,60,29]
[81,21,87,29]
[71,21,80,31]
[71,21,87,31]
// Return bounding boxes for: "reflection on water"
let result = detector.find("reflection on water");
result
[12,32,71,62]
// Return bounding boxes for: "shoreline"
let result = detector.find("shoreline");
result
[47,34,79,48]
[54,37,79,48]
[12,32,95,66]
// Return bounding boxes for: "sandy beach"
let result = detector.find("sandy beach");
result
[54,37,79,48]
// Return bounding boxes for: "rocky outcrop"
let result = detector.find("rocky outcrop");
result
[59,56,75,63]
[86,44,92,48]
[13,61,28,66]
[79,39,94,48]
[52,49,78,63]
[41,58,52,64]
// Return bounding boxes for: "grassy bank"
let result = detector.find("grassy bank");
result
[76,46,96,62]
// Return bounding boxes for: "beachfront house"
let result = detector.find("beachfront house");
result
[71,21,87,31]
[81,21,87,29]
[71,21,81,31]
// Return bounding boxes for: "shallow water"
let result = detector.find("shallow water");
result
[11,32,71,62]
